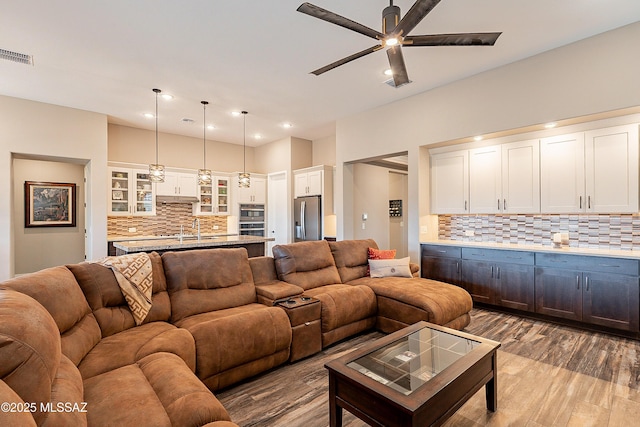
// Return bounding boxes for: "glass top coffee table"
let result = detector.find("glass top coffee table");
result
[325,321,500,427]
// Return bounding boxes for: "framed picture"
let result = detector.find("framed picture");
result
[25,181,77,228]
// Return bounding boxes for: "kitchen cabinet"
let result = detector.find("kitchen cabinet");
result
[430,150,469,214]
[234,174,266,204]
[469,145,501,213]
[194,175,230,215]
[294,169,322,197]
[421,245,461,286]
[156,171,198,198]
[540,124,639,213]
[460,248,535,311]
[108,166,155,216]
[535,253,639,332]
[501,139,540,213]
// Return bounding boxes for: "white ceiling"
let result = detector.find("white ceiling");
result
[2,0,640,147]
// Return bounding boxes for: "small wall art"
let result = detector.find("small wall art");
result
[25,181,77,227]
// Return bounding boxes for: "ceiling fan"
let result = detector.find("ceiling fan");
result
[297,0,502,87]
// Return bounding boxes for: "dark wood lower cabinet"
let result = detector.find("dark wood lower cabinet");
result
[422,244,640,336]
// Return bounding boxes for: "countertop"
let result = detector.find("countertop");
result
[113,235,274,253]
[421,239,640,260]
[108,233,236,242]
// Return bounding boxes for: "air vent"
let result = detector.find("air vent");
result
[0,48,33,65]
[181,118,195,124]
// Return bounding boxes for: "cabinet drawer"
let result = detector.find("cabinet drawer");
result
[462,248,534,265]
[535,253,639,275]
[421,245,461,259]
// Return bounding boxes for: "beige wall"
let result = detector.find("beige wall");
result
[108,123,254,172]
[312,135,336,166]
[352,163,390,248]
[389,171,408,258]
[335,21,640,263]
[0,95,108,280]
[13,159,86,273]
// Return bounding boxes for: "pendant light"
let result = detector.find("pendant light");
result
[148,88,165,183]
[198,101,212,185]
[238,110,250,188]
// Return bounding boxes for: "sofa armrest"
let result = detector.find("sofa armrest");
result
[410,262,420,278]
[255,281,304,306]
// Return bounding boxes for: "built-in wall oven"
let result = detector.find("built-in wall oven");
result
[239,204,265,236]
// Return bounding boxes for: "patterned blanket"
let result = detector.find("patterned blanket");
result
[96,252,153,325]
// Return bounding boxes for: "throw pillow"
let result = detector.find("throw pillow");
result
[368,247,396,260]
[369,257,412,278]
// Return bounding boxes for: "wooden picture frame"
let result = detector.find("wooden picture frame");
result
[25,181,77,228]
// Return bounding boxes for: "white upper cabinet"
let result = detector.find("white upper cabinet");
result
[540,132,586,213]
[108,166,156,216]
[156,171,198,197]
[501,139,540,213]
[585,124,639,213]
[295,170,323,197]
[431,150,469,214]
[469,145,502,213]
[235,175,266,204]
[541,125,639,214]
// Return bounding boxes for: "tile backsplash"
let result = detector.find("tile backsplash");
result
[439,214,640,250]
[108,203,228,237]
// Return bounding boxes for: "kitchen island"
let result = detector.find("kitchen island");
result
[113,235,274,257]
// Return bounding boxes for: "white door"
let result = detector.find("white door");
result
[540,132,585,213]
[431,150,469,214]
[267,171,289,256]
[469,145,502,213]
[585,124,639,213]
[501,139,540,213]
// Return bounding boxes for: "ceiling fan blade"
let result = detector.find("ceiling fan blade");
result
[297,2,383,40]
[405,32,502,46]
[311,45,381,76]
[386,45,410,87]
[394,0,442,36]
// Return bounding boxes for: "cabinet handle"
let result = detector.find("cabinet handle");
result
[456,262,460,273]
[597,264,619,268]
[496,267,501,279]
[585,276,589,291]
[579,196,582,209]
[464,200,468,211]
[503,199,507,211]
[576,275,580,290]
[588,196,591,209]
[497,199,500,210]
[491,265,494,278]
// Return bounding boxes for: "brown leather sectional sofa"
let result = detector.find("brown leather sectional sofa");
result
[0,239,472,426]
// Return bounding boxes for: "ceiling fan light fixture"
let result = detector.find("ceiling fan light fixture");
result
[385,37,399,46]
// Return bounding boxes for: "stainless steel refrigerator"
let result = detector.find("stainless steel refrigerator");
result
[294,196,322,241]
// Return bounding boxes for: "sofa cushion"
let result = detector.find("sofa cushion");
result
[272,240,342,290]
[0,290,60,425]
[0,381,37,427]
[67,252,171,337]
[175,304,292,391]
[329,239,378,283]
[83,352,234,427]
[162,248,257,323]
[249,256,304,305]
[78,321,196,380]
[2,266,102,366]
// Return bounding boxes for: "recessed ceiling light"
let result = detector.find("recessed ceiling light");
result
[544,122,558,129]
[282,123,293,129]
[143,113,154,119]
[207,124,215,130]
[254,134,262,140]
[383,69,393,76]
[161,94,173,100]
[231,111,241,117]
[474,136,483,141]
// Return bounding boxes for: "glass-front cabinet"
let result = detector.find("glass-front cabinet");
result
[194,175,230,215]
[108,166,156,216]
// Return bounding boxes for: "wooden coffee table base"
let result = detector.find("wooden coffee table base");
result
[326,322,500,427]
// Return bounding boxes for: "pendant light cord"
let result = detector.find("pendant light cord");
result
[202,101,208,169]
[153,88,161,165]
[242,111,248,174]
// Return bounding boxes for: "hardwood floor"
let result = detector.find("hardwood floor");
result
[216,309,640,426]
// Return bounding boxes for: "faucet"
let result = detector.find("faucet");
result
[192,218,201,241]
